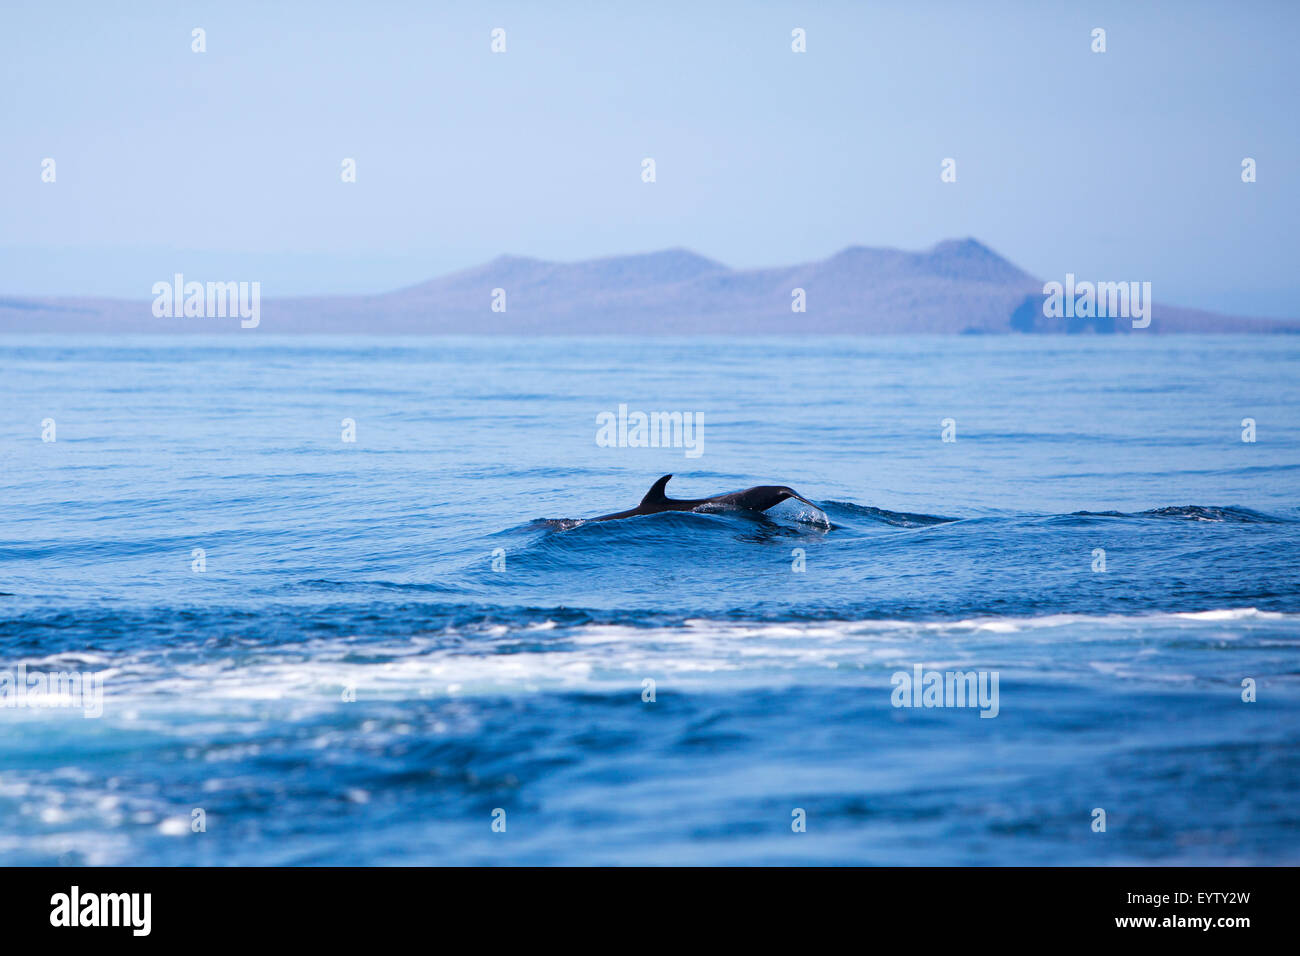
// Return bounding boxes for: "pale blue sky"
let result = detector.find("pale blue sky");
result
[1,0,1296,316]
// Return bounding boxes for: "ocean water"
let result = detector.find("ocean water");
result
[0,334,1298,866]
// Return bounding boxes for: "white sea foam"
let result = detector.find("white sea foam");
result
[1174,608,1284,621]
[39,608,1297,714]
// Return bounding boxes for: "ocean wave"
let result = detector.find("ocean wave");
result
[1064,505,1292,524]
[818,501,957,526]
[532,501,1287,534]
[13,607,1290,710]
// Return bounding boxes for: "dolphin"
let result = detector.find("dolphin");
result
[588,474,820,522]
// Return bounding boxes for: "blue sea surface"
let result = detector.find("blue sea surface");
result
[0,334,1298,865]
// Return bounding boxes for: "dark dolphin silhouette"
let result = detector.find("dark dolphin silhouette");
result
[588,474,819,522]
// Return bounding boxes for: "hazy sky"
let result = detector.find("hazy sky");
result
[2,0,1296,316]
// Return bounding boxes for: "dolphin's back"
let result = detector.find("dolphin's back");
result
[587,475,815,523]
[589,474,691,521]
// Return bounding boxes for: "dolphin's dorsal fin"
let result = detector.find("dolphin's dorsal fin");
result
[641,474,673,506]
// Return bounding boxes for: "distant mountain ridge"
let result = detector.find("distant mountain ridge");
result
[2,239,1294,334]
